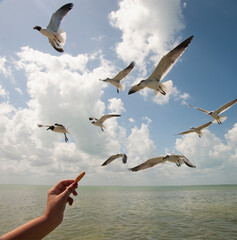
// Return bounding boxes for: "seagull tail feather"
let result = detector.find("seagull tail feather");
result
[160,80,173,95]
[118,83,125,91]
[212,115,227,124]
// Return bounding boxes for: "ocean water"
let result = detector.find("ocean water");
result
[0,185,237,240]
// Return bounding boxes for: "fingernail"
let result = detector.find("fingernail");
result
[73,182,78,188]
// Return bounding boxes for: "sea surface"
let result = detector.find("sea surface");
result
[0,185,237,240]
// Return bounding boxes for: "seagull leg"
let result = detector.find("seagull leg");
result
[101,127,104,131]
[64,133,68,142]
[54,35,61,43]
[117,88,119,93]
[175,161,181,167]
[158,87,166,95]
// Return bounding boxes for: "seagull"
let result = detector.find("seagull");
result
[188,98,237,124]
[38,123,72,142]
[89,114,121,131]
[101,154,127,166]
[128,35,193,96]
[129,154,196,172]
[33,3,73,52]
[176,121,212,138]
[100,62,135,93]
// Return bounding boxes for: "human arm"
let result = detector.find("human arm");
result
[0,179,78,240]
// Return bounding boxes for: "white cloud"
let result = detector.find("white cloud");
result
[109,0,185,67]
[107,97,125,114]
[0,84,9,99]
[15,87,23,95]
[0,56,12,78]
[126,123,157,165]
[0,46,159,184]
[174,125,237,183]
[128,118,135,123]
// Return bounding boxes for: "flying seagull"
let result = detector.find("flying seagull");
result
[128,35,193,96]
[100,62,135,93]
[129,154,196,172]
[38,123,72,142]
[101,154,127,166]
[176,121,212,138]
[188,98,237,124]
[89,114,121,131]
[33,3,73,52]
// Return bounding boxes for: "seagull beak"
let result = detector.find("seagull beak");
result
[46,127,50,130]
[33,26,37,30]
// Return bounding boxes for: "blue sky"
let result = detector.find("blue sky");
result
[0,0,236,186]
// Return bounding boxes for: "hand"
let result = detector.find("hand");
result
[43,179,78,227]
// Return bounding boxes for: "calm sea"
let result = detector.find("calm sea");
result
[0,185,236,240]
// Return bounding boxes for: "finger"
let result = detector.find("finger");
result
[62,182,78,199]
[67,197,74,206]
[72,189,78,196]
[53,179,74,194]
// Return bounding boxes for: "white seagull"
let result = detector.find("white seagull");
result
[189,98,237,124]
[101,154,127,166]
[128,35,193,96]
[38,123,72,142]
[89,114,121,131]
[176,121,212,138]
[129,154,196,172]
[100,62,135,93]
[33,3,73,52]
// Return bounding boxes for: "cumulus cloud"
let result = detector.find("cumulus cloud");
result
[0,56,12,78]
[0,84,9,99]
[0,47,159,184]
[174,125,237,184]
[107,97,125,114]
[109,0,185,67]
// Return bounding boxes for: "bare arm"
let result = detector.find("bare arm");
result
[0,180,78,240]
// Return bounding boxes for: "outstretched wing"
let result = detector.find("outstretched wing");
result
[196,121,212,130]
[38,124,51,128]
[113,62,135,82]
[101,154,122,166]
[188,104,209,114]
[216,98,237,114]
[47,3,73,32]
[89,117,98,121]
[176,129,194,135]
[129,157,164,172]
[181,156,196,168]
[149,35,193,82]
[128,82,146,95]
[100,114,121,122]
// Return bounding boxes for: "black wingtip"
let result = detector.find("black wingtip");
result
[61,3,74,10]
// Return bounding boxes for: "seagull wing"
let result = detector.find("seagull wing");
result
[113,62,135,82]
[177,129,194,135]
[215,98,237,114]
[181,156,196,168]
[38,124,51,128]
[128,82,146,95]
[89,117,98,121]
[129,156,165,172]
[99,114,121,122]
[149,35,193,81]
[101,154,122,166]
[196,121,212,130]
[47,3,73,32]
[188,104,209,114]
